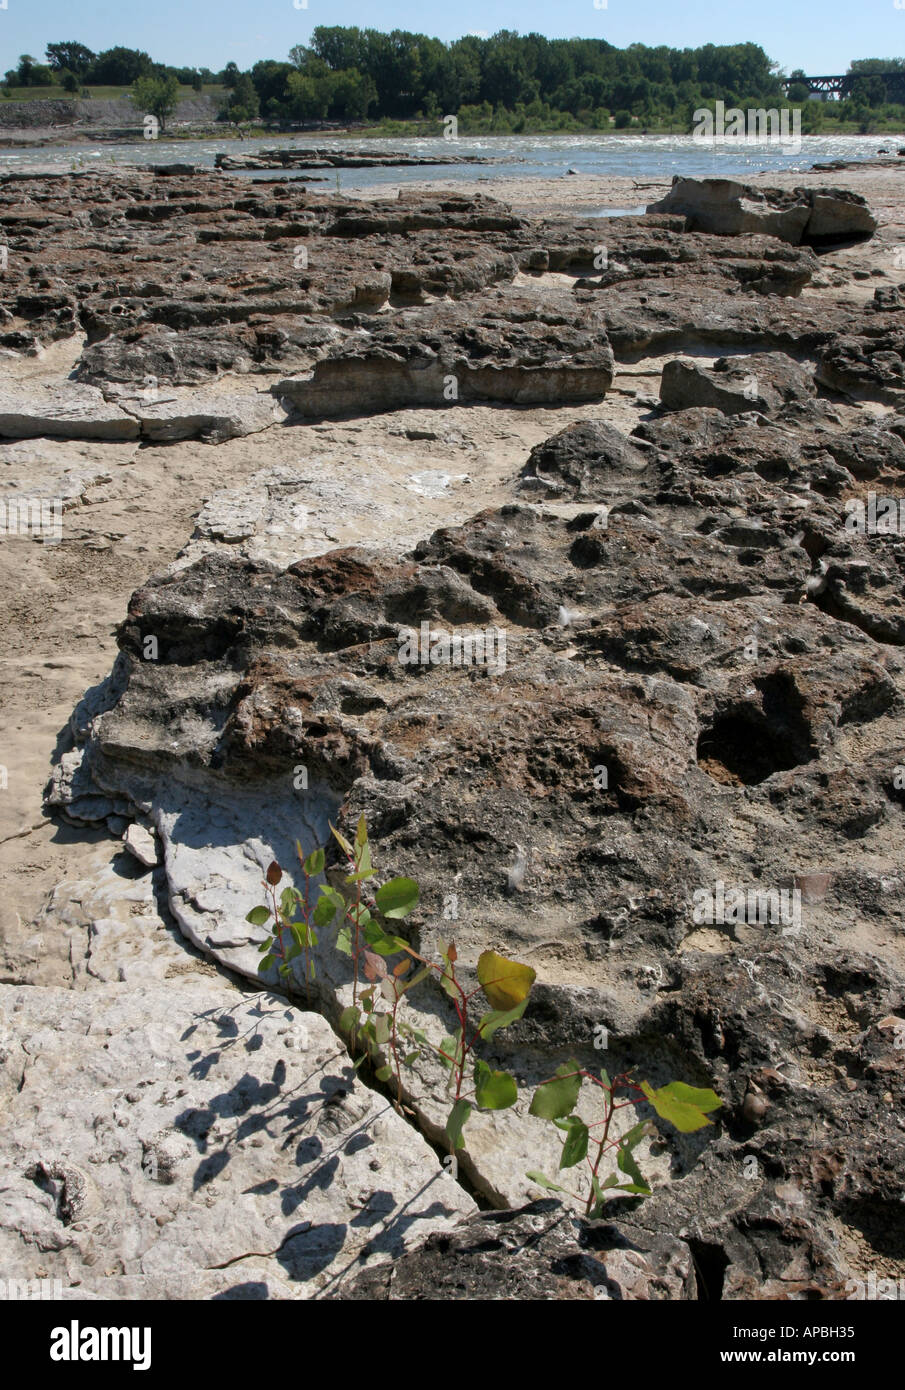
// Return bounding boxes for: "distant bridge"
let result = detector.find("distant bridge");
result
[779,71,905,102]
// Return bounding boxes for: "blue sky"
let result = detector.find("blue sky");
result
[0,0,900,77]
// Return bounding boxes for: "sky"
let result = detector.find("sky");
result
[0,0,901,78]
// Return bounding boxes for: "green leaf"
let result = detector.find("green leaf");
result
[437,1034,463,1072]
[246,906,270,926]
[589,1172,620,1215]
[473,1061,518,1110]
[354,815,372,877]
[476,998,529,1040]
[339,1005,360,1034]
[640,1080,722,1134]
[557,1116,589,1170]
[400,966,431,994]
[374,1013,392,1046]
[617,1145,651,1193]
[330,822,353,858]
[280,885,299,917]
[529,1060,583,1121]
[599,1068,612,1091]
[526,1171,566,1192]
[445,1098,472,1150]
[304,848,325,876]
[476,950,536,1010]
[618,1119,652,1152]
[313,890,342,927]
[336,925,353,956]
[257,937,273,953]
[375,876,419,919]
[362,920,408,956]
[403,1051,420,1066]
[259,953,275,971]
[375,1065,393,1082]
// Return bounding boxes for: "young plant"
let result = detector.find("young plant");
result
[250,815,536,1148]
[246,842,325,1000]
[527,1065,721,1215]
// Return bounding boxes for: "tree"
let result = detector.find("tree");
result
[221,62,240,89]
[131,74,180,131]
[61,71,81,94]
[45,43,96,77]
[220,73,260,123]
[90,47,155,85]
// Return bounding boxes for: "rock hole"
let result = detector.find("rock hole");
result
[697,674,815,786]
[686,1237,728,1300]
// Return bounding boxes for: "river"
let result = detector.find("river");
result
[0,132,896,193]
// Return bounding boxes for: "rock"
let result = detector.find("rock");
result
[273,289,615,417]
[805,190,880,245]
[0,981,475,1298]
[122,823,158,868]
[0,437,137,507]
[659,352,816,415]
[647,177,877,247]
[518,420,651,499]
[215,148,495,172]
[0,384,140,442]
[120,389,288,444]
[47,473,905,1240]
[336,1199,696,1300]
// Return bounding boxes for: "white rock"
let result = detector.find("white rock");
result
[0,980,476,1299]
[0,384,140,442]
[123,823,159,869]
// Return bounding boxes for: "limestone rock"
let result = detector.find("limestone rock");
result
[647,178,877,247]
[0,981,476,1299]
[0,383,140,442]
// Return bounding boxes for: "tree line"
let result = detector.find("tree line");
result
[3,31,904,133]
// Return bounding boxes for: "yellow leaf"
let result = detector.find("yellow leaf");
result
[477,950,536,1010]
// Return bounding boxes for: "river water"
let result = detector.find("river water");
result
[0,132,896,193]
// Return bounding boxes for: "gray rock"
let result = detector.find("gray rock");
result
[0,980,476,1299]
[0,384,140,442]
[659,352,816,415]
[123,823,158,868]
[647,178,877,247]
[119,389,288,444]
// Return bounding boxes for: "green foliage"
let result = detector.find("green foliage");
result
[251,814,533,1155]
[220,72,260,124]
[527,1065,722,1215]
[639,1080,722,1132]
[249,815,722,1209]
[131,74,180,130]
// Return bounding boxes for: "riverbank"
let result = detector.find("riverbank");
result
[2,163,904,1299]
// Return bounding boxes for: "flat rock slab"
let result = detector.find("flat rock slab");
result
[118,389,289,444]
[0,437,137,506]
[0,383,140,442]
[0,980,475,1299]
